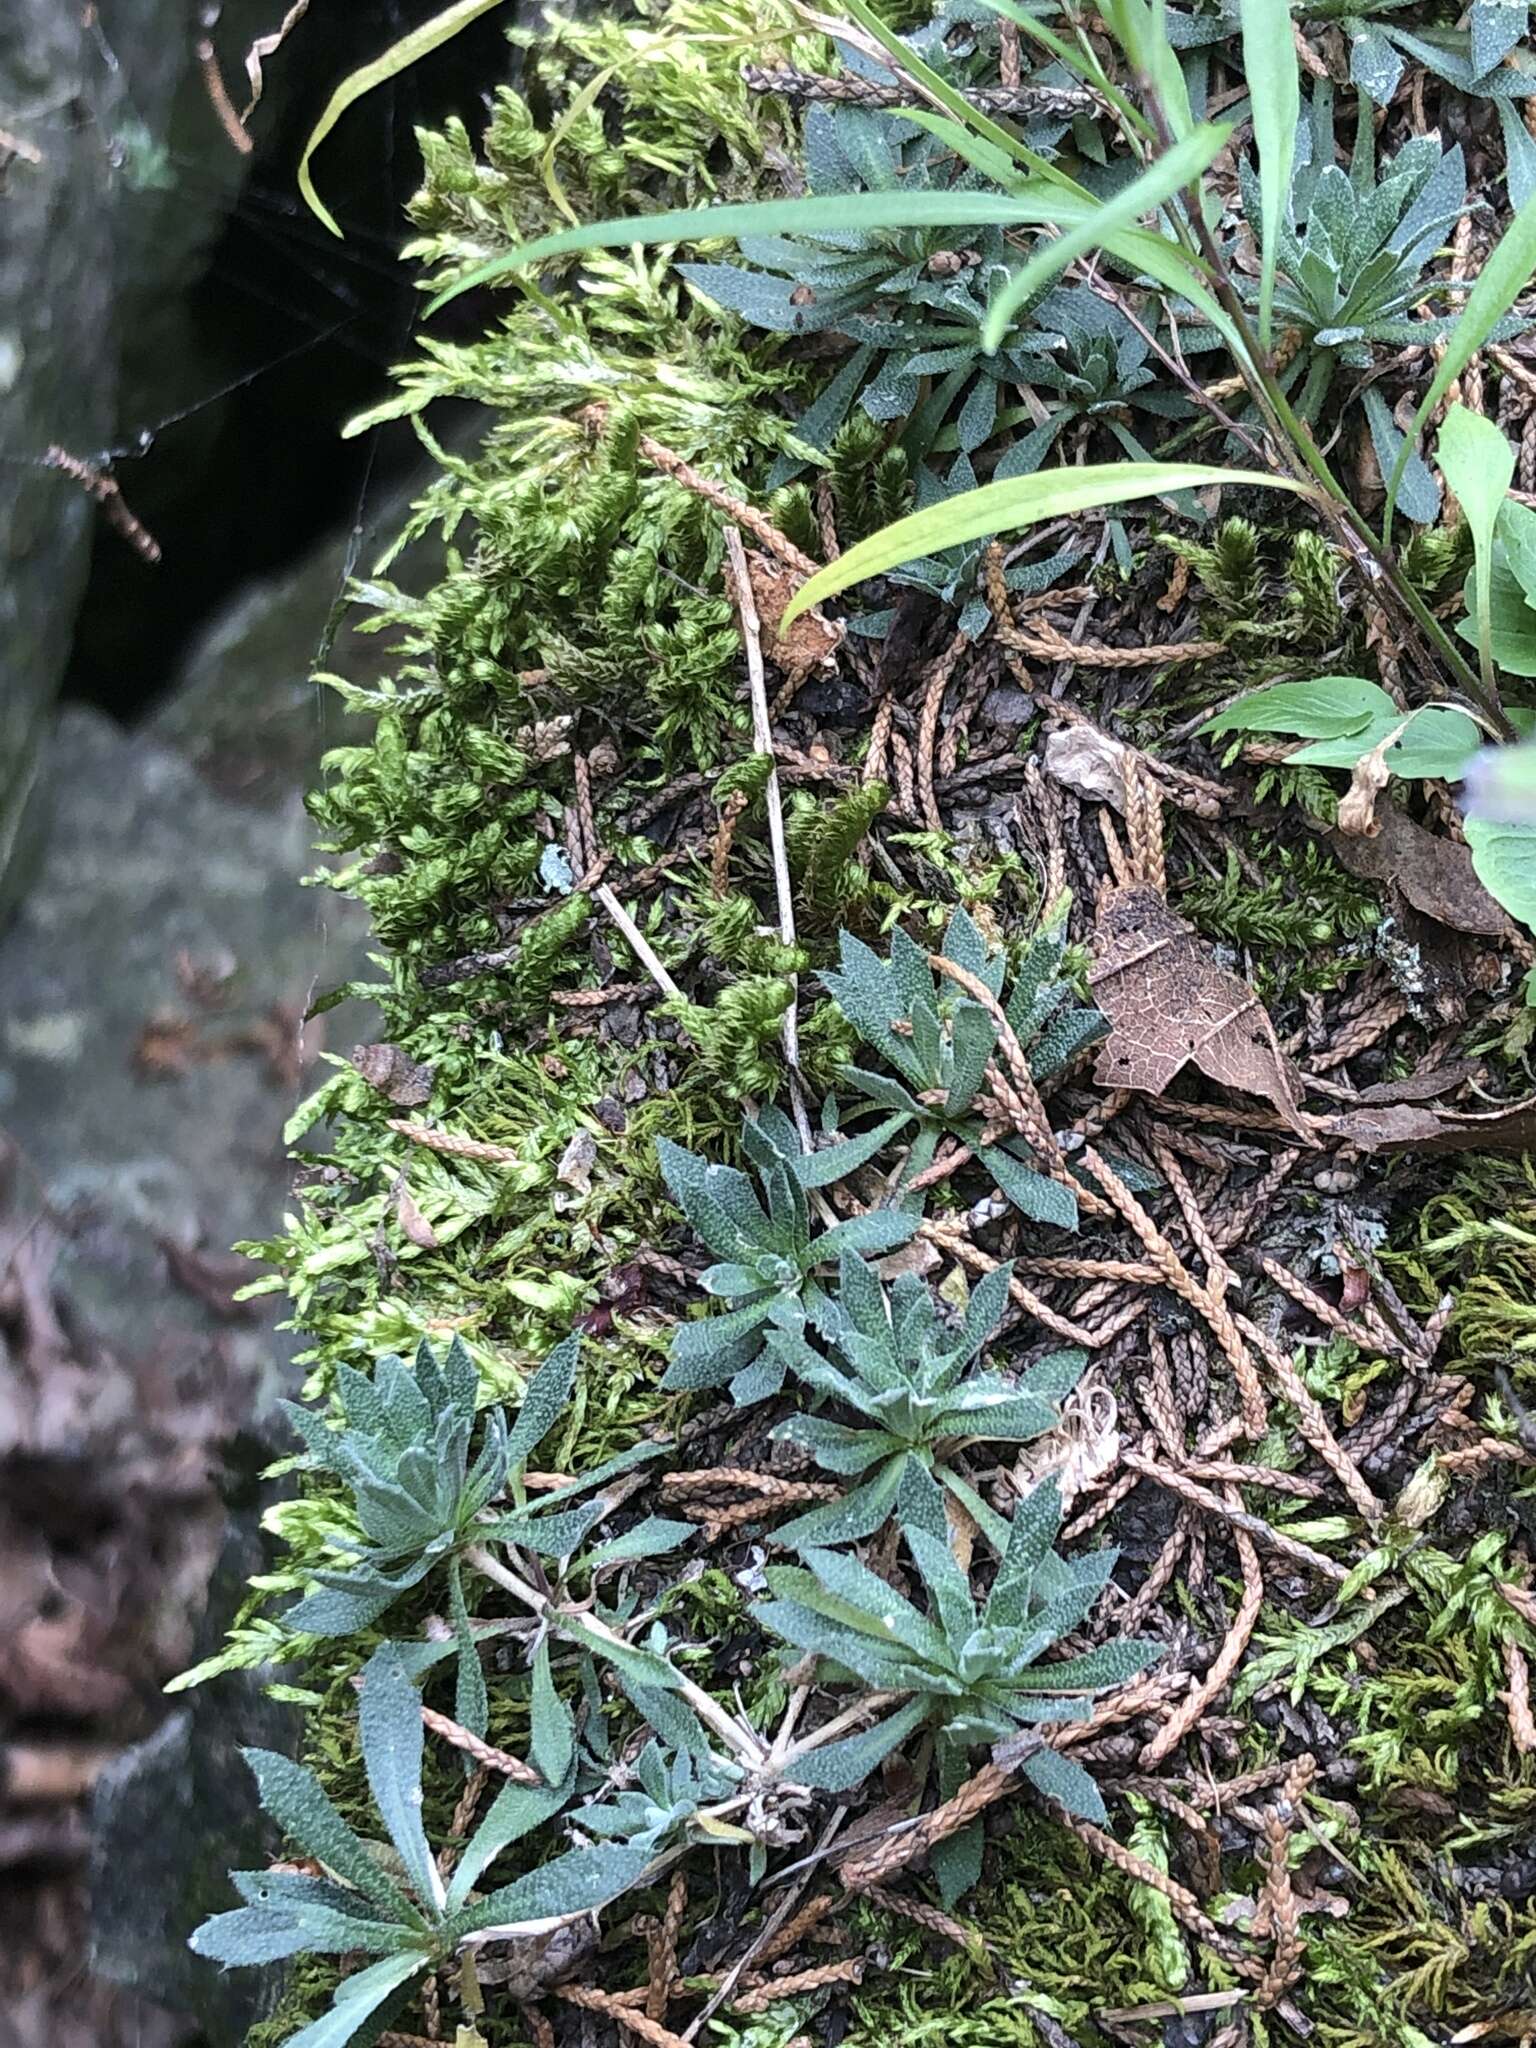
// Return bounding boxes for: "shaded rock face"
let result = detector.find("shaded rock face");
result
[89,1525,299,2048]
[0,0,257,907]
[0,545,387,2044]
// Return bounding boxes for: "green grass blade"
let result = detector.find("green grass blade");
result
[299,0,507,237]
[780,463,1312,625]
[971,0,1151,139]
[1240,0,1300,351]
[426,191,1062,314]
[892,108,1034,192]
[1386,184,1536,531]
[1104,0,1193,138]
[980,123,1230,352]
[426,185,1242,364]
[1437,404,1516,708]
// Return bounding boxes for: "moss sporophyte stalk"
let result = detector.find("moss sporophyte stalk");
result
[192,4,1536,2044]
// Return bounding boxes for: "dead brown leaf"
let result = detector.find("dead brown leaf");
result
[351,1042,435,1107]
[1325,1094,1536,1153]
[1089,884,1312,1137]
[747,551,844,677]
[1352,1058,1484,1105]
[395,1182,440,1251]
[1327,807,1513,937]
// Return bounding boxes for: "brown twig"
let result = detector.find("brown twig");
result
[43,446,162,563]
[197,36,253,153]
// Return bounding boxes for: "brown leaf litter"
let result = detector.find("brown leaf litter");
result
[1089,882,1313,1139]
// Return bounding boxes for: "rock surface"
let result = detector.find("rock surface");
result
[0,0,314,909]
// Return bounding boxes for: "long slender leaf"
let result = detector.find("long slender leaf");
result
[981,124,1230,353]
[284,1952,428,2048]
[425,188,1232,336]
[358,1647,444,1916]
[1386,182,1536,530]
[1438,404,1516,703]
[1241,0,1300,348]
[299,0,506,236]
[781,464,1312,625]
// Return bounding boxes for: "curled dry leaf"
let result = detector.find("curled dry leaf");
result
[1088,884,1312,1137]
[351,1042,435,1107]
[1325,1094,1536,1154]
[1009,1379,1119,1510]
[1336,718,1409,837]
[746,551,844,678]
[556,1129,598,1197]
[395,1181,441,1250]
[1043,723,1130,810]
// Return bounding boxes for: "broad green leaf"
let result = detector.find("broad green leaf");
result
[978,1144,1078,1229]
[1202,676,1396,741]
[988,1478,1064,1627]
[1012,1637,1160,1692]
[981,124,1231,354]
[780,466,1311,627]
[1464,815,1536,927]
[778,1548,948,1663]
[504,1332,581,1469]
[775,1457,907,1549]
[1473,555,1536,675]
[1241,0,1300,348]
[1020,1745,1108,1824]
[1289,706,1482,780]
[189,1905,362,1968]
[446,1775,570,1912]
[584,1516,695,1565]
[359,1647,444,1915]
[487,1495,612,1559]
[1439,404,1517,702]
[454,1842,653,1936]
[1387,181,1536,529]
[285,1952,429,2048]
[1499,96,1536,209]
[299,0,506,236]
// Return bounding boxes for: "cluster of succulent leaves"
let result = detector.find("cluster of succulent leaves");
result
[1231,96,1479,521]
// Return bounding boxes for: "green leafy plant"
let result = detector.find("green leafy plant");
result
[189,1644,649,2048]
[680,102,1049,482]
[1204,406,1536,938]
[1235,123,1473,519]
[767,1251,1085,1544]
[282,1334,648,1731]
[756,1475,1159,1901]
[657,1113,920,1400]
[569,1739,741,1851]
[823,906,1104,1226]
